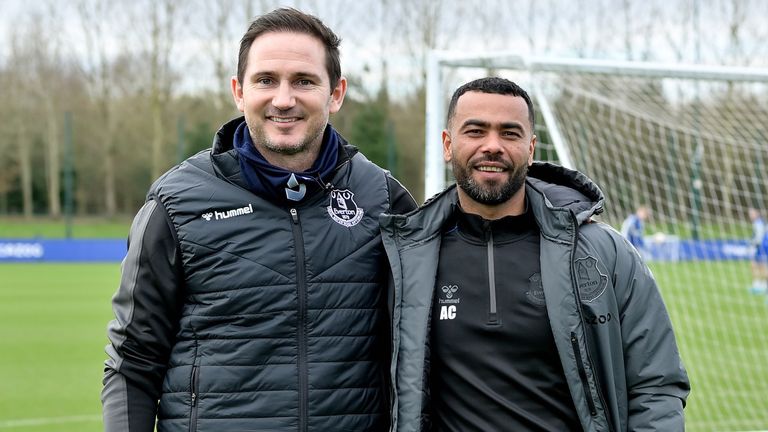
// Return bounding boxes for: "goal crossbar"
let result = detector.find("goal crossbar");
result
[425,51,768,199]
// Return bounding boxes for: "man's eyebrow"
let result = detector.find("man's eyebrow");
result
[248,70,323,81]
[460,119,491,129]
[294,71,323,81]
[460,119,526,132]
[499,122,525,131]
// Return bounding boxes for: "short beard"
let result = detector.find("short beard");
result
[452,158,528,205]
[249,124,326,156]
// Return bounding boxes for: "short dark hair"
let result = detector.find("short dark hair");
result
[237,8,342,92]
[446,77,535,130]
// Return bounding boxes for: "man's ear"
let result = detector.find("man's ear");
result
[231,76,244,112]
[528,134,537,165]
[442,130,452,162]
[328,76,348,114]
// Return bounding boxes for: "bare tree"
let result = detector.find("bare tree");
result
[194,0,239,115]
[537,0,560,54]
[244,0,279,25]
[740,0,768,66]
[390,0,464,87]
[120,0,181,180]
[153,0,179,179]
[76,0,125,216]
[15,100,33,219]
[714,0,750,217]
[719,0,747,64]
[0,68,22,214]
[621,0,635,60]
[638,2,664,61]
[18,4,67,218]
[4,34,35,217]
[664,2,693,61]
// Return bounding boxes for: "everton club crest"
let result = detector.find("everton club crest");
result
[526,272,546,307]
[575,256,608,302]
[327,189,364,227]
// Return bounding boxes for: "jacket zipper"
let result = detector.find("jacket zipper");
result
[568,212,612,429]
[189,365,200,432]
[486,225,499,325]
[570,333,597,416]
[290,208,309,432]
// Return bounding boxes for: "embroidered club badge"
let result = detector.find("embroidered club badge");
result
[327,189,364,227]
[575,256,608,302]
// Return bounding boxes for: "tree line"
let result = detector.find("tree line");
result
[0,0,765,217]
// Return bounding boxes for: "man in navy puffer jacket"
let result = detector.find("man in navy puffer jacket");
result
[102,8,415,432]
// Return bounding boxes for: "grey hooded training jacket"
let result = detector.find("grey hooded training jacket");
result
[379,162,690,432]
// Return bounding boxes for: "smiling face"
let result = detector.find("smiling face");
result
[231,31,346,171]
[443,90,536,219]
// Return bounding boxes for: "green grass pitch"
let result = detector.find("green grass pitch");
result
[0,263,119,432]
[650,261,768,432]
[0,261,766,431]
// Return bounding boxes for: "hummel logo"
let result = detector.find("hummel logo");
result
[442,285,459,298]
[201,204,253,221]
[439,284,460,320]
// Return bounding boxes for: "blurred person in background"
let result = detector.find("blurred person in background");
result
[380,77,689,431]
[101,8,415,432]
[748,207,768,297]
[620,205,650,256]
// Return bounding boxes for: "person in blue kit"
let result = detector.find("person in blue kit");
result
[620,205,649,254]
[101,8,415,432]
[380,77,689,431]
[748,207,768,296]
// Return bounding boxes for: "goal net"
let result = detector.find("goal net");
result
[425,53,768,432]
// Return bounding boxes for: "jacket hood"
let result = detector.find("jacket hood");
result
[525,161,604,242]
[527,162,604,224]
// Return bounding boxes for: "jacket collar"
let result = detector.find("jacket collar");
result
[209,117,359,194]
[380,162,605,245]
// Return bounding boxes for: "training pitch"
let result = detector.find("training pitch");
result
[0,261,766,431]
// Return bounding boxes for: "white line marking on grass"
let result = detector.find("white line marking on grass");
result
[0,414,100,428]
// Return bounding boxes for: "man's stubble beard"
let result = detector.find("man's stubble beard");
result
[248,101,331,156]
[452,156,528,205]
[248,120,326,156]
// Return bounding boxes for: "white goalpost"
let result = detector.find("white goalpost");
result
[425,52,768,432]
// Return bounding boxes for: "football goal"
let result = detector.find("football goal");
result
[425,52,768,432]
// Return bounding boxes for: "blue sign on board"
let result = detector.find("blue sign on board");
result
[0,239,126,262]
[0,237,757,263]
[642,236,754,262]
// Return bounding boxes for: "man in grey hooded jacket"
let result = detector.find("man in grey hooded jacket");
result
[380,77,689,431]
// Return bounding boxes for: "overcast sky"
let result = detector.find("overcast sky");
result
[2,0,767,98]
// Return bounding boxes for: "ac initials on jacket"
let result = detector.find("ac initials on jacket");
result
[440,305,457,320]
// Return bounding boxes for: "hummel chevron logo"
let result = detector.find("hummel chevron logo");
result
[201,204,253,221]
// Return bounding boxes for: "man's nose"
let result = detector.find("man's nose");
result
[272,81,296,110]
[480,133,504,153]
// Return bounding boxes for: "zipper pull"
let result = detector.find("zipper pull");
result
[290,208,299,224]
[483,220,492,242]
[191,392,197,406]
